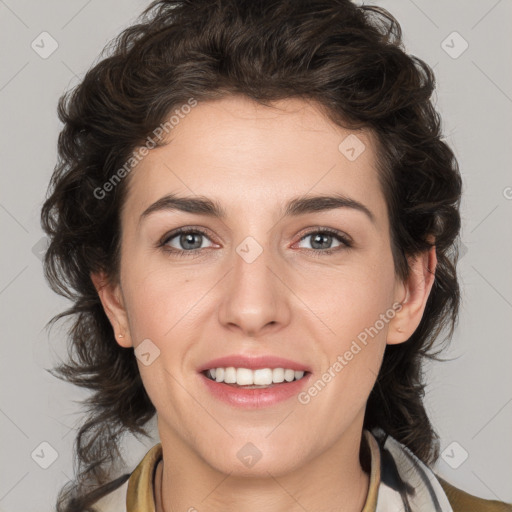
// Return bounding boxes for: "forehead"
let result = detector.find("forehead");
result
[122,95,387,229]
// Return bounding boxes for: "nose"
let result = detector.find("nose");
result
[217,240,291,337]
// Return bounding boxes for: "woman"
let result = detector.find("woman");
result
[40,0,512,511]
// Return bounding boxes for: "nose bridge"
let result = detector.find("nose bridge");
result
[218,234,289,335]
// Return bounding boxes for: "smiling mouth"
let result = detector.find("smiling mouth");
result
[202,367,309,388]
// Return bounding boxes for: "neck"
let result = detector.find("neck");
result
[155,422,371,512]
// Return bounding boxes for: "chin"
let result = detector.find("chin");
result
[202,442,307,478]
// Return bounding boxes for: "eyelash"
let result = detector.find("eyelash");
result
[158,226,352,258]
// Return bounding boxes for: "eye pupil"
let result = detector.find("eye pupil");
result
[181,233,202,250]
[311,233,332,249]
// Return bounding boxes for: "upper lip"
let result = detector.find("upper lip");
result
[198,355,311,373]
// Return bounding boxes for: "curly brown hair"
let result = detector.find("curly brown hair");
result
[40,0,462,510]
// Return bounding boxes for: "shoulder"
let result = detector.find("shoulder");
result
[368,427,511,512]
[93,479,129,512]
[437,476,512,512]
[93,443,162,512]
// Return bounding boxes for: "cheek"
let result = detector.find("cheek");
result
[311,254,396,343]
[120,253,201,341]
[302,289,393,435]
[307,250,396,392]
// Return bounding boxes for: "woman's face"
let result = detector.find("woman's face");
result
[95,95,432,477]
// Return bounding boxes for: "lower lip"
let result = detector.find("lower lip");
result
[199,372,311,408]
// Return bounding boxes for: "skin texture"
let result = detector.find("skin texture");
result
[92,95,436,512]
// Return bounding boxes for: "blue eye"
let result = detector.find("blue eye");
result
[160,228,213,257]
[295,229,352,257]
[158,226,352,258]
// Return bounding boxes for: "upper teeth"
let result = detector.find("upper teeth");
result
[207,367,305,385]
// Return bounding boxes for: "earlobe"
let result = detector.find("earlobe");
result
[386,245,437,345]
[90,271,133,348]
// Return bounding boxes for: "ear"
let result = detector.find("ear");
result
[90,271,133,348]
[387,245,437,345]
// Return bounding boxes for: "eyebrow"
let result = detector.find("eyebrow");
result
[139,192,375,225]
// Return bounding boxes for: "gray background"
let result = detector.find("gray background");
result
[1,0,511,510]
